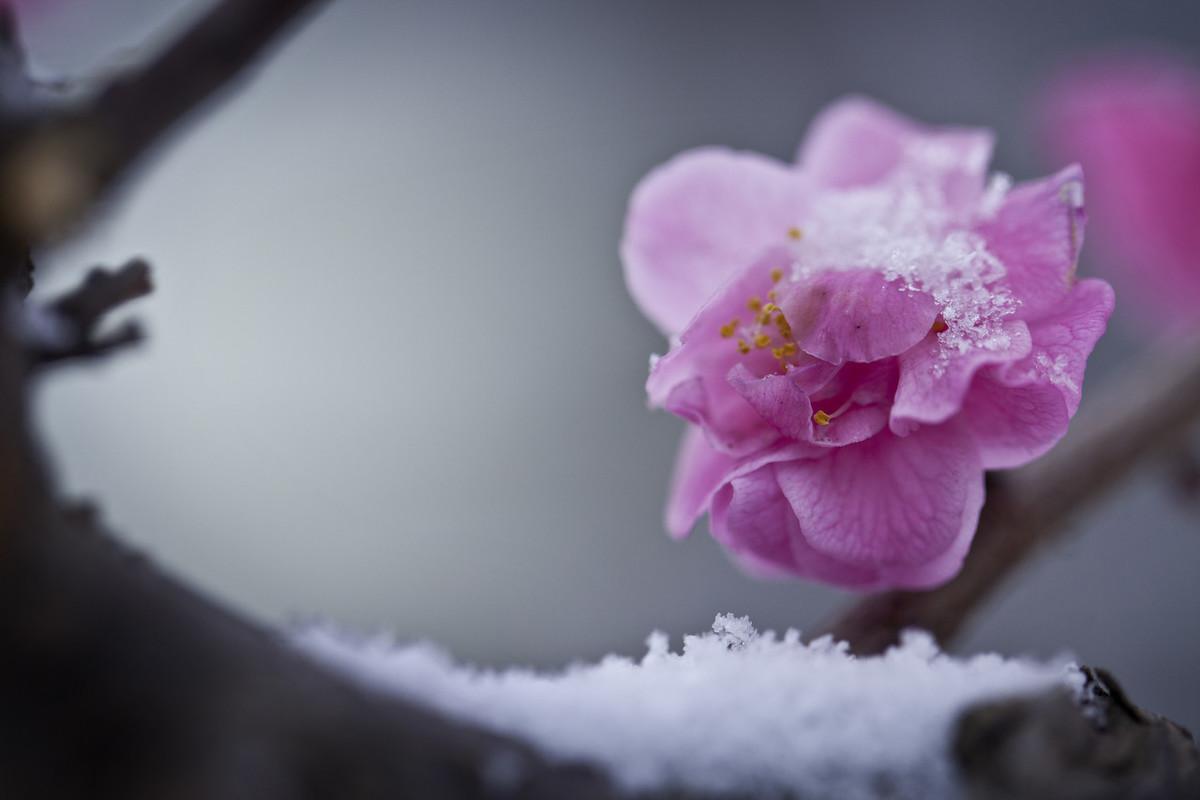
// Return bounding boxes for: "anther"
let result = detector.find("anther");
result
[776,314,793,338]
[747,296,763,312]
[753,333,771,349]
[787,226,804,241]
[719,319,739,338]
[931,318,949,334]
[770,268,784,283]
[812,410,832,426]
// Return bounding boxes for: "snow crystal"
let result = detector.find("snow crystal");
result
[294,614,1078,799]
[790,146,1019,367]
[979,172,1013,218]
[1034,351,1080,395]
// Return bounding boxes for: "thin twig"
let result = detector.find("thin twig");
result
[0,0,327,253]
[821,339,1200,654]
[27,257,153,367]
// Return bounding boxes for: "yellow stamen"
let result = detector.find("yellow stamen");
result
[753,333,771,349]
[737,340,751,354]
[747,296,763,312]
[719,319,739,338]
[813,410,832,426]
[770,267,784,283]
[776,314,793,339]
[931,318,949,334]
[787,226,804,241]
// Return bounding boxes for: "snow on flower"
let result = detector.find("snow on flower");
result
[622,97,1113,590]
[296,614,1078,799]
[1042,52,1200,333]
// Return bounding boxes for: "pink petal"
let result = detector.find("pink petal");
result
[806,360,896,446]
[891,321,1032,430]
[665,431,826,539]
[664,426,735,539]
[775,422,984,588]
[621,148,807,336]
[963,278,1113,468]
[659,375,780,458]
[1041,54,1200,332]
[1024,277,1114,416]
[779,269,939,364]
[709,465,879,586]
[796,96,993,202]
[977,165,1087,321]
[959,371,1069,471]
[647,250,800,456]
[727,364,816,442]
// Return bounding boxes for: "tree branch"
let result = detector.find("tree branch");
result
[821,339,1200,654]
[26,257,152,367]
[0,0,327,253]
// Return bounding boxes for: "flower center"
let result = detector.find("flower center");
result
[718,266,801,369]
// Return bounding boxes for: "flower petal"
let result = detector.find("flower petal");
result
[1025,277,1115,416]
[647,251,799,456]
[962,278,1114,469]
[727,364,815,443]
[725,359,840,440]
[775,421,984,588]
[891,321,1032,430]
[622,147,807,336]
[780,269,939,364]
[664,426,735,539]
[1041,54,1200,331]
[978,165,1086,321]
[959,371,1068,471]
[796,96,993,201]
[664,429,827,539]
[709,465,880,586]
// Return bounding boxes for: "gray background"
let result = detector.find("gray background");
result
[21,1,1200,729]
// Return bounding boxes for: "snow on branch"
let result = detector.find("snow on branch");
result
[298,614,1078,799]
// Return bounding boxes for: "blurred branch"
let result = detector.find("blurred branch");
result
[27,257,152,368]
[955,667,1200,799]
[822,338,1200,654]
[0,0,327,261]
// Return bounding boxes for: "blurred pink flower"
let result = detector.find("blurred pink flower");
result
[622,97,1112,590]
[1042,53,1200,333]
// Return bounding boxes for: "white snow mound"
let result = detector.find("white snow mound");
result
[294,614,1078,799]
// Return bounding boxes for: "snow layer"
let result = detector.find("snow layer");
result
[294,614,1078,799]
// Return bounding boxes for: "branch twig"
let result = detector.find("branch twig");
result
[27,257,152,367]
[821,340,1200,654]
[0,0,326,253]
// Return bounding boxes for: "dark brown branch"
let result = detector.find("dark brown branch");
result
[27,257,152,367]
[89,0,326,192]
[955,668,1200,799]
[1,481,632,800]
[0,0,327,251]
[822,339,1200,654]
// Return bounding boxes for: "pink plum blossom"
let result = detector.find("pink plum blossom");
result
[622,97,1113,590]
[1042,53,1200,333]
